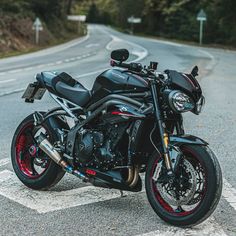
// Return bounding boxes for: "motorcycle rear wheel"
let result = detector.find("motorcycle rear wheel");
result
[11,113,65,190]
[145,144,222,227]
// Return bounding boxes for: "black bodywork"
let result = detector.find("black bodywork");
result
[89,68,149,104]
[22,49,206,192]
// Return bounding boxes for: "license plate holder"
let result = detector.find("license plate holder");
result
[22,82,46,102]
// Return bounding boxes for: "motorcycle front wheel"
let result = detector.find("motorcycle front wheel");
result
[145,144,222,227]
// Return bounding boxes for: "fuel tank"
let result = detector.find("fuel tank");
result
[90,68,149,102]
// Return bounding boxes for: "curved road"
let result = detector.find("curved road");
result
[0,24,236,236]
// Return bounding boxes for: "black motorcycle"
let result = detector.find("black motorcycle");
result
[11,49,222,226]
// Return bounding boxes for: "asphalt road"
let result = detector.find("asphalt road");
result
[0,24,236,236]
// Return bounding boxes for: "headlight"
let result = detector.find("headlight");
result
[167,90,195,113]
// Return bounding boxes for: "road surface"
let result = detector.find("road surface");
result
[0,24,236,236]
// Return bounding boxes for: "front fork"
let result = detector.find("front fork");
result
[150,80,173,173]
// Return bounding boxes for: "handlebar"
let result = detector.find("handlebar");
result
[110,60,143,73]
[110,59,169,84]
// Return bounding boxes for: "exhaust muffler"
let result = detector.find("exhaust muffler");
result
[36,133,89,182]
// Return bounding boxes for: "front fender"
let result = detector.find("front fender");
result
[170,135,208,146]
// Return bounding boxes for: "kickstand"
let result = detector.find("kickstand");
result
[120,190,125,198]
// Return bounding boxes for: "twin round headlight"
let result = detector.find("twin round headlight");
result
[165,90,204,114]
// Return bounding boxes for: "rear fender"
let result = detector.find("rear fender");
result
[43,115,70,141]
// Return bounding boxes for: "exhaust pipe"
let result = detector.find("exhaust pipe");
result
[36,133,89,182]
[126,166,140,188]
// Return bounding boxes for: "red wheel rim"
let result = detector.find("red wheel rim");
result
[15,122,50,179]
[150,148,207,217]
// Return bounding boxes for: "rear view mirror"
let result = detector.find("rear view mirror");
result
[111,49,129,62]
[191,66,199,77]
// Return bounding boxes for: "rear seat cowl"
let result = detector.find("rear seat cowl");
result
[53,72,77,87]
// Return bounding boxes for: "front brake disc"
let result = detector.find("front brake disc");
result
[155,159,197,206]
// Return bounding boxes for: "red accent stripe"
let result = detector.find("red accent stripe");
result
[111,111,136,117]
[86,169,97,176]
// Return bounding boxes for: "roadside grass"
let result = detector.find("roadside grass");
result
[0,22,88,59]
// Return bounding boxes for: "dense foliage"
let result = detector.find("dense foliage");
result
[0,0,235,48]
[0,0,85,54]
[0,0,80,40]
[85,0,236,46]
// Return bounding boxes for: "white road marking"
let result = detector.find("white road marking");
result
[137,218,227,236]
[55,61,63,65]
[0,27,147,87]
[0,167,230,235]
[86,43,100,48]
[0,79,16,84]
[76,68,107,78]
[0,53,97,77]
[0,154,236,214]
[223,178,236,210]
[0,31,90,64]
[105,34,148,62]
[145,38,183,48]
[198,49,217,70]
[0,158,10,167]
[67,59,74,62]
[0,66,102,96]
[36,64,46,68]
[47,62,56,67]
[0,88,25,97]
[0,170,138,213]
[9,69,23,74]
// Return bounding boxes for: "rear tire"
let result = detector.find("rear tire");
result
[11,113,65,190]
[145,145,222,227]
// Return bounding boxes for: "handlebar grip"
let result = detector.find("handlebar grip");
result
[129,63,143,72]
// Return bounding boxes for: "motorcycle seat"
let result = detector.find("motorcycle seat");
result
[36,71,91,107]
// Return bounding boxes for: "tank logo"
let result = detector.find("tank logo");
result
[119,106,128,112]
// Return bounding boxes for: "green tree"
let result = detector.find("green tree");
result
[87,3,101,23]
[74,0,236,46]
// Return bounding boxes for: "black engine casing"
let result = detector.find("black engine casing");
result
[74,122,128,170]
[75,131,104,163]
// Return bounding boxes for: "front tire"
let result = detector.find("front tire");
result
[11,113,65,190]
[145,145,222,227]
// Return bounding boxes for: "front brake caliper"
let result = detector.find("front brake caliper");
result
[169,145,183,173]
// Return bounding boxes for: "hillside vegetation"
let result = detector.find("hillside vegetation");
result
[0,0,235,56]
[0,0,83,56]
[84,0,236,47]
